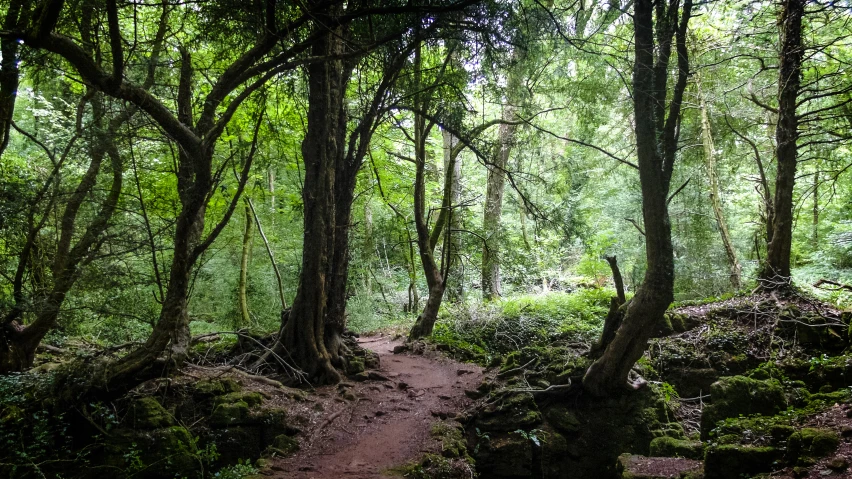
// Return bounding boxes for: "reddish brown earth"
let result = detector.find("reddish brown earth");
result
[618,454,703,478]
[768,403,852,479]
[266,335,484,478]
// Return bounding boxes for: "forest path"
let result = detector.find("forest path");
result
[267,335,484,478]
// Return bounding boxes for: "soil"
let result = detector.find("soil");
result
[266,335,485,478]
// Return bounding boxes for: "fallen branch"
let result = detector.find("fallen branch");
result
[814,279,852,292]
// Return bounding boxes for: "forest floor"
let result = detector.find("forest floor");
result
[266,335,484,478]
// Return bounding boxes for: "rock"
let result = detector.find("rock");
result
[703,444,780,479]
[540,431,569,478]
[666,368,719,399]
[648,436,703,460]
[211,401,251,427]
[544,405,581,433]
[215,391,264,408]
[105,426,199,478]
[265,434,299,457]
[126,397,174,429]
[700,376,786,439]
[203,426,264,465]
[367,371,389,381]
[841,425,852,437]
[787,428,840,464]
[346,357,365,375]
[828,455,849,471]
[341,390,358,401]
[392,345,408,354]
[475,393,542,432]
[195,378,241,397]
[475,432,533,478]
[617,453,704,479]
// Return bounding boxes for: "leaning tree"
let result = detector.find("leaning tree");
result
[583,0,693,396]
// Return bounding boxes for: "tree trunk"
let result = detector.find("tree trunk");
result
[481,104,517,300]
[325,164,357,364]
[443,129,464,301]
[759,0,803,289]
[239,202,253,326]
[1,95,124,373]
[583,0,691,396]
[0,0,23,157]
[697,75,742,290]
[279,22,346,385]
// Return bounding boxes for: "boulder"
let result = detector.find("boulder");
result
[648,436,703,460]
[475,393,542,432]
[475,432,533,478]
[700,376,786,439]
[703,444,780,479]
[105,426,199,479]
[125,397,174,429]
[786,428,839,465]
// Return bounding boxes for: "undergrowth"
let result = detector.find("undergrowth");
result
[428,288,615,362]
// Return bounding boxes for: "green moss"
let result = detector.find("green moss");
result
[265,434,299,457]
[126,397,174,429]
[211,401,250,427]
[430,422,468,459]
[475,392,542,432]
[195,378,241,397]
[544,405,581,433]
[787,428,839,464]
[700,376,786,439]
[649,436,703,459]
[215,391,264,408]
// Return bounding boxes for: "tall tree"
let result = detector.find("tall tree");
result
[758,0,804,289]
[584,0,692,396]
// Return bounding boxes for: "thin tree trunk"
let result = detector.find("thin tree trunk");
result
[812,171,819,247]
[443,129,464,301]
[239,202,253,326]
[759,0,803,288]
[1,95,124,373]
[481,104,517,300]
[247,198,287,310]
[697,75,742,290]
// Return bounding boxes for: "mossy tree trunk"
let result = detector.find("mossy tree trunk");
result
[583,0,692,396]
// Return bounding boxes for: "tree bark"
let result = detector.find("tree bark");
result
[239,202,253,326]
[759,0,803,289]
[443,129,464,302]
[481,104,517,300]
[583,0,691,396]
[697,75,742,290]
[0,0,23,158]
[279,18,347,384]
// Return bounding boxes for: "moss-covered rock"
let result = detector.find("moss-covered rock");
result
[346,357,366,375]
[544,405,581,433]
[195,378,241,397]
[475,393,542,432]
[703,444,781,479]
[700,376,786,439]
[265,434,299,457]
[214,391,264,408]
[211,401,250,427]
[648,436,703,460]
[430,422,468,459]
[105,426,199,479]
[474,432,533,478]
[126,397,174,429]
[787,428,839,465]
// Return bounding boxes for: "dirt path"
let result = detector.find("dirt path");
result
[268,335,484,478]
